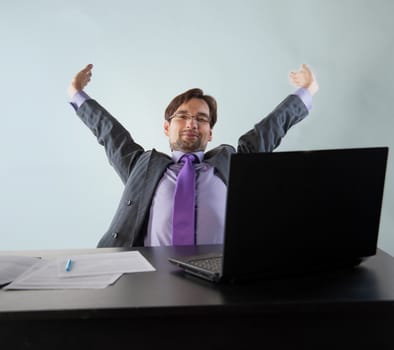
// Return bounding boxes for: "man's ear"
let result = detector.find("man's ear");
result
[164,120,170,136]
[208,129,213,142]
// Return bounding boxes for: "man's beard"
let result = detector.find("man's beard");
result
[170,137,203,153]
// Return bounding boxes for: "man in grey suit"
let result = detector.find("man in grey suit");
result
[68,64,318,248]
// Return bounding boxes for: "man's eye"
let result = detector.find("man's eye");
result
[197,117,209,123]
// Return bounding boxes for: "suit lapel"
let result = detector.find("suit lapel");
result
[135,149,172,238]
[204,146,235,186]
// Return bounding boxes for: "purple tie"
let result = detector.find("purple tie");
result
[172,154,197,245]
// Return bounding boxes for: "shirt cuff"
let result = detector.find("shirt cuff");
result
[293,88,312,111]
[69,90,91,111]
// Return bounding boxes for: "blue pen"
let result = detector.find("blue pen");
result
[65,259,73,272]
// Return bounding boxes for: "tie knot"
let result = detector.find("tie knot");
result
[181,154,198,164]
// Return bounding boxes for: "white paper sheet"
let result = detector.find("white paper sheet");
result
[0,256,41,285]
[56,251,155,277]
[4,251,155,290]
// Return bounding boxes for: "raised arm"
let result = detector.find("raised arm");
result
[68,64,144,184]
[238,64,318,153]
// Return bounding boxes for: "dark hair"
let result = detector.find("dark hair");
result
[164,88,217,128]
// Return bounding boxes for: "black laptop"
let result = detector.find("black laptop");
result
[169,147,388,283]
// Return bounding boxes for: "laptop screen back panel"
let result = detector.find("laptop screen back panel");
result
[222,148,388,280]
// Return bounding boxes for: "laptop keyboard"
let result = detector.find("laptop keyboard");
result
[190,257,222,273]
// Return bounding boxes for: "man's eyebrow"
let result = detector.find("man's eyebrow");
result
[196,112,209,117]
[176,109,209,116]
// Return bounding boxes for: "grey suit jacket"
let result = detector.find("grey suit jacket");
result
[76,94,308,247]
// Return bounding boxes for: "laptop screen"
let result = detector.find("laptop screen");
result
[222,147,388,279]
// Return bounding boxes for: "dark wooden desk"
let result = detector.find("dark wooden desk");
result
[1,246,394,349]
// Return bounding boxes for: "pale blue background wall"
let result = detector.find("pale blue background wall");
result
[1,0,393,255]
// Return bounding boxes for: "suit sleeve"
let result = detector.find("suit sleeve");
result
[76,99,144,184]
[237,94,309,153]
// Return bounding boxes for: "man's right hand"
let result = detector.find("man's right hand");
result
[68,64,93,99]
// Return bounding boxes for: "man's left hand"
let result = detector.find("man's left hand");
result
[289,64,319,96]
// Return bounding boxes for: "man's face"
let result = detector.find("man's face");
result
[164,98,213,152]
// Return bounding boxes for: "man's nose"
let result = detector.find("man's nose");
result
[186,116,198,128]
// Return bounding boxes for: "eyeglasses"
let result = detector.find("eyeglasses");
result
[168,112,211,125]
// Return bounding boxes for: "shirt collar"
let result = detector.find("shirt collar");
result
[172,150,204,163]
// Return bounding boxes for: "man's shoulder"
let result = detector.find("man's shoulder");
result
[150,148,172,160]
[145,149,173,168]
[204,144,236,159]
[209,144,236,152]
